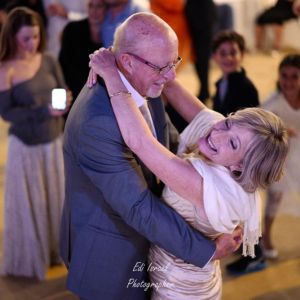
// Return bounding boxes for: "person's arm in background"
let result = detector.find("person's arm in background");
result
[45,0,86,21]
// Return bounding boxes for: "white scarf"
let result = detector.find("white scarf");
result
[178,108,262,257]
[187,156,261,257]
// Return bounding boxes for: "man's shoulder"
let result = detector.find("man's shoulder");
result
[64,82,118,147]
[71,82,121,136]
[72,82,112,118]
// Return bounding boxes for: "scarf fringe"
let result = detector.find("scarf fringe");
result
[242,228,262,258]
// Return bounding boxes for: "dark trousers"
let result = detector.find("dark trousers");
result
[185,0,217,101]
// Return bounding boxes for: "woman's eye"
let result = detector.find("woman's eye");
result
[230,140,237,150]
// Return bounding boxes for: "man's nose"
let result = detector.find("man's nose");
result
[163,67,176,81]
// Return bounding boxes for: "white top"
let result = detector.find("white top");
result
[262,91,300,216]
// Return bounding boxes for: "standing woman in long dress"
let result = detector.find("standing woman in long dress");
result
[0,7,71,280]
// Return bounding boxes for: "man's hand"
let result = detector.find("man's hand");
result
[212,226,243,260]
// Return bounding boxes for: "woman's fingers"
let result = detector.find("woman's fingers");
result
[87,47,116,87]
[87,69,97,88]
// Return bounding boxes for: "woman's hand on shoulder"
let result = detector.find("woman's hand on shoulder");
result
[87,47,118,88]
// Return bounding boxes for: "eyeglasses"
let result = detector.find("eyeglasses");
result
[127,53,182,75]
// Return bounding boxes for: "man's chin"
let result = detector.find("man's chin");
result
[147,88,163,98]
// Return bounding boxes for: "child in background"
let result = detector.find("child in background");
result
[212,30,259,117]
[226,54,300,275]
[261,54,300,259]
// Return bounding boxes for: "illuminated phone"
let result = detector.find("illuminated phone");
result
[51,88,67,110]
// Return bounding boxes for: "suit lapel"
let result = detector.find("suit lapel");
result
[147,97,166,146]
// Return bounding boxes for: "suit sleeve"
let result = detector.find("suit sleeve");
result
[78,109,216,268]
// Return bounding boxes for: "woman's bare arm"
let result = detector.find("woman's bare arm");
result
[162,79,207,123]
[0,64,13,91]
[89,49,205,212]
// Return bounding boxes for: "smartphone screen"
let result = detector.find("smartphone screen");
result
[51,88,67,110]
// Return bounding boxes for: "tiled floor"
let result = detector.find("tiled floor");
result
[0,51,300,299]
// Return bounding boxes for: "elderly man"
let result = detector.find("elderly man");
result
[60,12,241,300]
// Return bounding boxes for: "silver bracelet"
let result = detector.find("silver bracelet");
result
[109,91,131,98]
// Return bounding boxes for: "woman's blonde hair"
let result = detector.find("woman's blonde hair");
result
[228,107,289,192]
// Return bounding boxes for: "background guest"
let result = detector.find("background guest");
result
[293,0,300,15]
[212,30,259,116]
[100,0,145,47]
[226,54,300,275]
[59,0,106,101]
[255,0,298,53]
[261,54,300,259]
[214,2,234,35]
[150,0,191,133]
[43,0,87,57]
[150,0,191,69]
[0,3,7,33]
[0,7,71,280]
[0,0,48,30]
[185,0,217,102]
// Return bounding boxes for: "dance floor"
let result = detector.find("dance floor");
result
[0,51,300,299]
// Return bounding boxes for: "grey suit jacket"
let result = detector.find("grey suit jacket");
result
[60,80,215,300]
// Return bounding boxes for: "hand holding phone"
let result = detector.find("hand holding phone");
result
[51,88,67,110]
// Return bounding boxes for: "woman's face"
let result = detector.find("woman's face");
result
[15,25,40,55]
[278,65,300,99]
[88,0,106,27]
[198,119,254,169]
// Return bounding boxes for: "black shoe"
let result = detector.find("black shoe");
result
[226,256,267,276]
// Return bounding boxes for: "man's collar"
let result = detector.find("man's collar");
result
[118,70,146,107]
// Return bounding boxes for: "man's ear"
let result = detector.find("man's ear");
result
[119,53,133,75]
